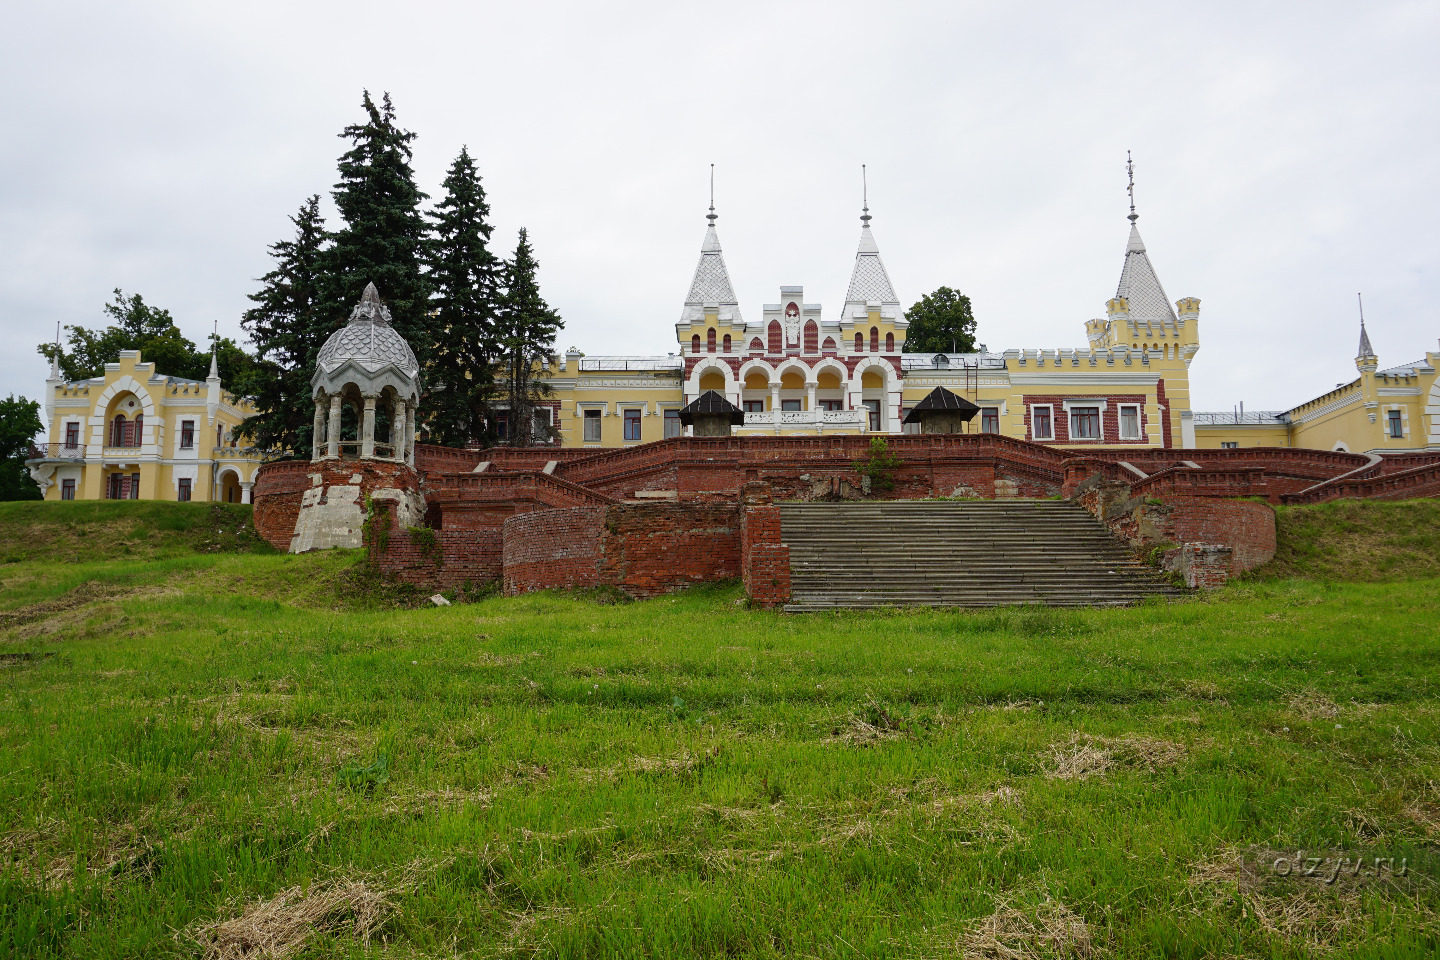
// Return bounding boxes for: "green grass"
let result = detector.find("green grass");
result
[1,502,1438,957]
[1261,498,1440,582]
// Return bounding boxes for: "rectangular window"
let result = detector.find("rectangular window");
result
[177,478,192,502]
[583,409,602,442]
[64,422,80,448]
[743,400,764,413]
[664,409,681,438]
[902,410,921,435]
[980,407,999,433]
[864,399,881,431]
[781,399,802,412]
[130,473,140,500]
[820,399,844,412]
[1032,406,1053,440]
[61,479,75,500]
[180,420,195,449]
[1221,441,1239,449]
[1119,405,1140,441]
[623,409,642,441]
[533,408,552,441]
[1070,406,1101,440]
[1388,410,1403,439]
[495,414,509,441]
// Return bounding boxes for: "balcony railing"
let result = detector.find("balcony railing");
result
[26,443,86,461]
[741,410,867,427]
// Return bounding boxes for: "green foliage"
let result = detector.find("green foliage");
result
[361,497,390,560]
[337,752,389,791]
[424,147,502,447]
[902,285,977,354]
[38,289,253,384]
[0,395,43,501]
[406,525,440,565]
[496,228,563,446]
[0,500,271,562]
[852,436,903,493]
[238,196,332,456]
[322,91,432,391]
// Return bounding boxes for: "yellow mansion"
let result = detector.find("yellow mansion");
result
[30,195,1440,502]
[27,350,267,502]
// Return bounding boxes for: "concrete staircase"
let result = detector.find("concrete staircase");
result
[781,500,1184,611]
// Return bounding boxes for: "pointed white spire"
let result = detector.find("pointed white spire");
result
[844,170,899,310]
[48,322,61,380]
[1113,155,1175,323]
[681,175,742,322]
[1357,293,1375,358]
[207,318,220,381]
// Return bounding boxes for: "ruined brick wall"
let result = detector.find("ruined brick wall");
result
[501,502,742,598]
[740,485,791,607]
[252,460,312,550]
[251,458,422,553]
[502,506,607,595]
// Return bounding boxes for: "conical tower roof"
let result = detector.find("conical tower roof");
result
[1357,320,1375,359]
[1115,224,1176,323]
[680,216,742,323]
[843,222,900,308]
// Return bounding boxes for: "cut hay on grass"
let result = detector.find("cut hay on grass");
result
[1188,845,1438,950]
[190,880,393,960]
[959,898,1094,959]
[1043,734,1186,781]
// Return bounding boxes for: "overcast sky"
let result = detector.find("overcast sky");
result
[3,1,1437,417]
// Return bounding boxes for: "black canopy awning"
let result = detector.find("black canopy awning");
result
[902,387,981,424]
[678,389,745,426]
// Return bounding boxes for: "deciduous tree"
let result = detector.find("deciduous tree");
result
[0,395,43,500]
[902,286,977,354]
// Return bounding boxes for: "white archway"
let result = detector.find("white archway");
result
[684,358,739,407]
[850,357,902,433]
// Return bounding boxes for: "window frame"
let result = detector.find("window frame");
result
[863,399,882,431]
[61,478,75,500]
[742,400,764,414]
[582,408,603,443]
[64,422,80,449]
[1030,404,1054,441]
[179,419,195,449]
[1388,409,1404,439]
[980,407,1000,434]
[663,408,682,439]
[1117,403,1142,441]
[177,478,192,502]
[780,399,802,412]
[1070,406,1101,440]
[1221,441,1239,449]
[623,408,643,442]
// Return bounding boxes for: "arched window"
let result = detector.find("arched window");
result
[691,334,701,353]
[885,332,895,353]
[822,337,836,354]
[723,334,732,353]
[706,328,717,353]
[133,414,143,446]
[767,320,782,354]
[111,414,126,447]
[935,354,949,368]
[870,327,879,353]
[854,332,864,352]
[749,337,764,353]
[803,321,818,354]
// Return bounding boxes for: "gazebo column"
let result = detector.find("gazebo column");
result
[404,403,416,465]
[361,394,377,458]
[327,395,342,459]
[392,397,408,460]
[311,397,326,461]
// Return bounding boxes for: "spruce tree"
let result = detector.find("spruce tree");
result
[424,146,501,446]
[324,90,432,381]
[496,229,563,446]
[238,195,331,455]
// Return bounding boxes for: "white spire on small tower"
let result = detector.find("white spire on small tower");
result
[843,165,900,311]
[48,321,61,381]
[1113,152,1176,323]
[680,166,742,323]
[207,318,219,380]
[1356,292,1376,359]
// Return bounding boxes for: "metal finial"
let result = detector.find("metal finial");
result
[1357,292,1365,325]
[861,164,871,224]
[707,164,716,223]
[1126,150,1138,223]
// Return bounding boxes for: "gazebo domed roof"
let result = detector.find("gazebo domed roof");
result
[316,282,419,381]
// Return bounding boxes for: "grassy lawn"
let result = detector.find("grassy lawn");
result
[1,501,1438,958]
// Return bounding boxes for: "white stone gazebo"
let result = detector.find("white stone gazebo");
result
[312,282,420,464]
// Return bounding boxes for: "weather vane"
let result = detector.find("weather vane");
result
[707,164,716,224]
[861,164,871,224]
[1126,150,1137,223]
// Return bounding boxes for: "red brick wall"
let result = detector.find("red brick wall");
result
[740,486,791,607]
[1020,394,1149,445]
[1162,497,1276,573]
[252,458,423,552]
[501,502,742,598]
